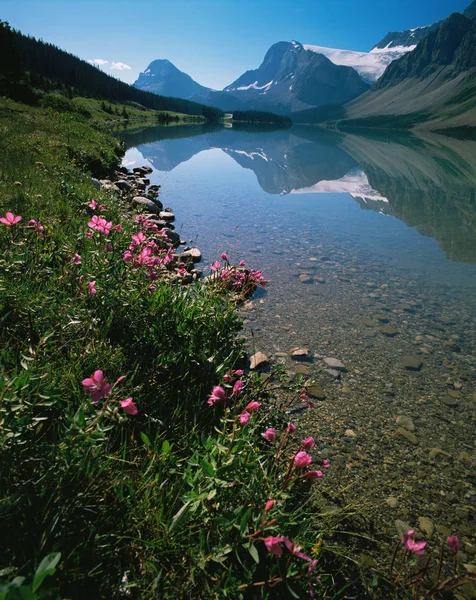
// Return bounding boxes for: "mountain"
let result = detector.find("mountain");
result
[335,11,476,130]
[464,0,476,19]
[302,40,422,84]
[215,41,369,113]
[134,59,213,101]
[0,22,223,120]
[371,23,440,52]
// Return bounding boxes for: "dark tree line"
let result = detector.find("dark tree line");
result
[0,21,223,121]
[231,110,291,125]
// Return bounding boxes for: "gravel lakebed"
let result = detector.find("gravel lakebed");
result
[239,244,476,592]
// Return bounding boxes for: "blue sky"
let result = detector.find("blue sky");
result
[1,0,469,89]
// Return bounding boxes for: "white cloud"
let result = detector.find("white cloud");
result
[111,62,132,71]
[88,58,108,66]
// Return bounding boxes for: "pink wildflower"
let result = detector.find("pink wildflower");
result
[106,243,113,252]
[123,250,133,263]
[265,500,275,511]
[304,470,323,480]
[261,428,277,442]
[287,422,296,434]
[149,285,156,293]
[294,451,312,469]
[232,380,243,395]
[283,538,311,562]
[112,224,123,232]
[245,401,260,412]
[0,212,22,226]
[263,536,284,556]
[82,370,111,403]
[207,385,227,406]
[88,281,97,296]
[233,369,244,376]
[402,530,426,555]
[210,261,220,271]
[221,252,228,261]
[73,253,82,265]
[322,459,330,468]
[223,373,233,383]
[447,536,460,554]
[121,398,138,415]
[239,260,246,267]
[301,436,315,450]
[299,393,309,400]
[85,231,94,238]
[239,411,251,425]
[88,199,98,209]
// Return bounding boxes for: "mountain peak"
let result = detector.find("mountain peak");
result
[134,59,213,100]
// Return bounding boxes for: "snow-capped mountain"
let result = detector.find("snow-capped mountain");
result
[216,40,369,113]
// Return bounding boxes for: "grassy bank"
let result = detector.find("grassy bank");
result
[0,99,337,599]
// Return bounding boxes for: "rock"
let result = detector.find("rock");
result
[341,384,351,394]
[436,524,452,537]
[429,448,452,460]
[249,352,269,370]
[418,517,435,538]
[446,389,461,399]
[395,520,413,539]
[401,356,423,371]
[396,427,418,445]
[293,364,311,376]
[455,507,470,520]
[91,177,101,188]
[164,229,180,247]
[374,314,388,322]
[133,165,152,175]
[441,395,459,407]
[148,197,164,210]
[315,277,326,284]
[396,416,415,432]
[344,429,357,437]
[132,196,159,213]
[380,325,399,337]
[363,317,378,327]
[306,384,326,400]
[325,369,341,379]
[290,347,311,361]
[181,248,202,263]
[465,542,476,556]
[323,357,346,370]
[115,179,132,191]
[299,274,312,283]
[386,497,399,509]
[159,211,175,222]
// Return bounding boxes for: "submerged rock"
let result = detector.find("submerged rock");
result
[323,357,346,370]
[249,352,269,370]
[401,356,423,371]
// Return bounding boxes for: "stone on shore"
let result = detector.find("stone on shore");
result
[250,352,269,370]
[132,196,159,213]
[401,356,423,371]
[181,248,202,263]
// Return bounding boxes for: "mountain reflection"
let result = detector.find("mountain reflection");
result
[121,124,476,263]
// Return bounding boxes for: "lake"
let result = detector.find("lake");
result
[121,123,476,552]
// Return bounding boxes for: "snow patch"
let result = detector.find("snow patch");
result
[290,169,388,202]
[236,80,273,91]
[304,43,415,82]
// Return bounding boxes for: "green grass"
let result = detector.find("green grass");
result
[0,98,339,599]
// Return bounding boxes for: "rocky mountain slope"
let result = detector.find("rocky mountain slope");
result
[338,11,476,130]
[134,59,213,100]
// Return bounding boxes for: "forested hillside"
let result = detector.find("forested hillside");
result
[0,21,223,120]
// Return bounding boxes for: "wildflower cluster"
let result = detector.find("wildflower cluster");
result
[206,371,331,597]
[209,252,268,298]
[392,531,475,598]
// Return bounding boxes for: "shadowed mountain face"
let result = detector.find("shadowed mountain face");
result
[122,125,476,262]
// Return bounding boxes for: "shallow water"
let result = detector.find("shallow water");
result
[121,124,476,557]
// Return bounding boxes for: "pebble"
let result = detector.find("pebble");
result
[290,347,311,360]
[380,325,399,337]
[299,275,312,283]
[418,517,435,538]
[249,352,269,370]
[323,357,346,370]
[441,395,459,407]
[293,364,311,376]
[306,384,326,400]
[401,356,423,371]
[396,427,418,445]
[386,497,399,508]
[344,429,357,437]
[396,416,415,432]
[395,519,413,539]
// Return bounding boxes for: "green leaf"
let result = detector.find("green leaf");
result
[161,440,171,454]
[169,501,191,532]
[239,507,253,536]
[200,460,215,477]
[32,552,61,592]
[248,543,259,565]
[140,432,151,447]
[285,582,301,599]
